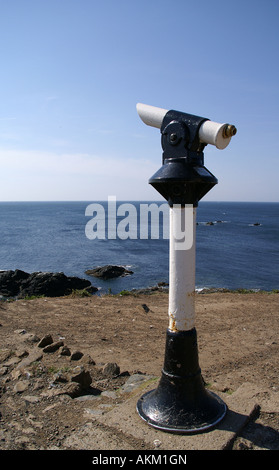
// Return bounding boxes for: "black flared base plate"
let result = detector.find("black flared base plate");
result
[137,388,227,434]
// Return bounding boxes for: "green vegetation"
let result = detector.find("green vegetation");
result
[47,365,71,374]
[23,294,45,300]
[118,290,132,296]
[69,288,91,297]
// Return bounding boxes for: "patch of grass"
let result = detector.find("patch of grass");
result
[23,294,46,300]
[233,288,258,294]
[118,290,132,296]
[232,288,278,294]
[47,365,71,374]
[70,289,91,298]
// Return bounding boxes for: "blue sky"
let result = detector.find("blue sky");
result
[0,0,278,202]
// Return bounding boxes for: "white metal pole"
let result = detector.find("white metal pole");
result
[168,204,196,332]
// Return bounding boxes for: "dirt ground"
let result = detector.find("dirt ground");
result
[0,290,279,451]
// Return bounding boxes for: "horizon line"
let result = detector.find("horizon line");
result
[0,199,278,204]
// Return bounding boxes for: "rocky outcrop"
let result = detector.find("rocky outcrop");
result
[85,265,133,280]
[0,269,30,297]
[19,271,93,298]
[0,270,97,298]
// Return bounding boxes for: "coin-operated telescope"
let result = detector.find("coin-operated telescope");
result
[136,103,237,433]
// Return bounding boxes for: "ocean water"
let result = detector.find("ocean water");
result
[0,201,278,294]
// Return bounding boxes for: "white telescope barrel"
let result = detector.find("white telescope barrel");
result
[136,103,169,129]
[136,103,236,150]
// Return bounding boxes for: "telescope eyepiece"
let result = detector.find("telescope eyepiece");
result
[223,124,237,138]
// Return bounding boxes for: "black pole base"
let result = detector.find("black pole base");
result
[137,328,227,434]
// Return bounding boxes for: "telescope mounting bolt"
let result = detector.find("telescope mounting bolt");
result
[161,110,208,161]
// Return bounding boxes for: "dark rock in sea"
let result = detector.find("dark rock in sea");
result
[127,283,169,295]
[84,285,99,294]
[0,270,97,298]
[85,265,133,280]
[157,281,169,287]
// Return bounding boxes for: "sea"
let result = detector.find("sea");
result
[0,201,278,294]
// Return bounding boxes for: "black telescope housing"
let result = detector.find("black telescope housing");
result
[149,110,218,206]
